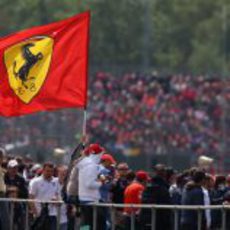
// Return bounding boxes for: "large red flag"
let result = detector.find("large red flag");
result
[0,12,90,116]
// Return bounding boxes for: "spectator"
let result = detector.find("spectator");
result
[99,154,116,229]
[123,170,149,229]
[181,170,209,230]
[99,154,116,202]
[77,143,106,229]
[111,162,130,229]
[4,159,28,199]
[4,158,28,230]
[111,163,130,204]
[66,142,89,203]
[6,186,25,230]
[211,175,227,229]
[29,162,59,230]
[140,165,172,230]
[169,173,187,205]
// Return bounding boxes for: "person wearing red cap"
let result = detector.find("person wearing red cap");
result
[99,154,116,202]
[76,143,106,229]
[123,170,149,228]
[98,154,116,229]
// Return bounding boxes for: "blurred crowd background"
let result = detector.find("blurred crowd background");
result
[0,72,229,172]
[0,0,229,172]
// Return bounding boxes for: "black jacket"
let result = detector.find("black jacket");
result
[111,177,128,204]
[181,182,206,230]
[140,176,172,230]
[4,173,28,198]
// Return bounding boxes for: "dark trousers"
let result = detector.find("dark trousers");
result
[124,215,141,230]
[32,215,57,230]
[0,193,10,230]
[80,201,106,230]
[44,216,57,230]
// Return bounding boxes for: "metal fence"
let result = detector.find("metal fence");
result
[0,198,230,230]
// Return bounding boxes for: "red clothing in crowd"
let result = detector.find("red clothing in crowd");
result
[123,181,145,214]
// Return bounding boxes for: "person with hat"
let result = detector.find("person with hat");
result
[4,159,28,199]
[98,154,116,230]
[123,170,149,229]
[99,154,116,203]
[4,158,28,230]
[76,143,106,229]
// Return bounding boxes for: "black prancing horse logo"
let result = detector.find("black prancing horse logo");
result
[13,43,43,89]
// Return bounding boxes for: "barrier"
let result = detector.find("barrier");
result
[0,198,230,230]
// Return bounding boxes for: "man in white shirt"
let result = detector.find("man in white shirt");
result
[29,162,59,230]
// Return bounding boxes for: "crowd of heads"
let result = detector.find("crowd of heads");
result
[88,72,229,164]
[1,142,230,229]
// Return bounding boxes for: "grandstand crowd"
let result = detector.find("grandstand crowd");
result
[0,145,230,230]
[0,72,229,230]
[0,72,229,168]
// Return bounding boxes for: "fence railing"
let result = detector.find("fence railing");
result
[0,198,230,230]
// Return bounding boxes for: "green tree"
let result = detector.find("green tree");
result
[0,0,230,74]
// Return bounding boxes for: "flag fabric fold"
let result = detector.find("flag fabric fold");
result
[0,11,90,116]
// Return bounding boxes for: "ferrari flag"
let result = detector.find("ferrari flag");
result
[0,12,90,116]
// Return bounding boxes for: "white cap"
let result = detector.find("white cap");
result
[53,148,66,157]
[7,159,18,168]
[198,155,213,166]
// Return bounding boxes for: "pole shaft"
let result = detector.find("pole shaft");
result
[83,109,87,137]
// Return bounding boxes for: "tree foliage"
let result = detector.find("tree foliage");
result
[0,0,230,73]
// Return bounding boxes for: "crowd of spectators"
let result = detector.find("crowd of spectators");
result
[88,72,230,170]
[0,71,229,168]
[0,145,230,230]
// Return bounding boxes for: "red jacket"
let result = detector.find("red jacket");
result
[124,181,145,214]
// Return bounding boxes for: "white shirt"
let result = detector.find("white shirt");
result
[202,187,211,229]
[29,176,59,216]
[77,156,102,202]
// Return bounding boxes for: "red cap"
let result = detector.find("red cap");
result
[136,170,149,182]
[84,143,105,155]
[101,154,116,164]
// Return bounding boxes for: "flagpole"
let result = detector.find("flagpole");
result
[82,109,87,137]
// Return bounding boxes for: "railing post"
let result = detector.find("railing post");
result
[25,202,29,230]
[111,205,115,230]
[9,201,14,230]
[222,206,226,230]
[93,205,97,230]
[131,209,135,230]
[151,207,156,230]
[197,208,202,230]
[56,203,61,230]
[174,207,179,230]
